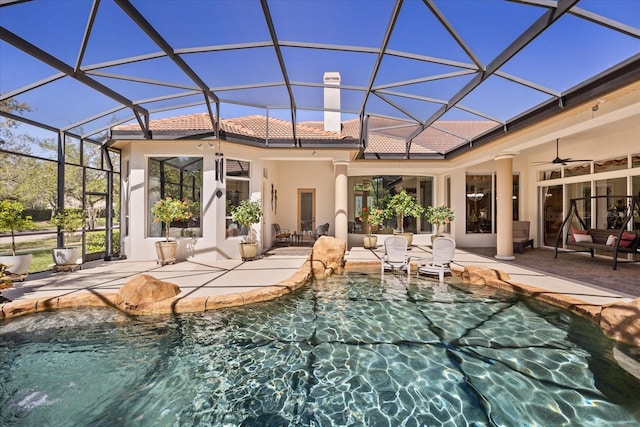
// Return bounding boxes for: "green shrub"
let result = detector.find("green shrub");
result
[86,230,120,255]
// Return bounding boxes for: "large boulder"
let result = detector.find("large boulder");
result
[461,265,510,285]
[116,274,181,311]
[599,298,640,347]
[309,236,346,277]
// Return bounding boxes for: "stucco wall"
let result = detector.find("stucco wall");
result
[274,160,336,236]
[116,87,639,259]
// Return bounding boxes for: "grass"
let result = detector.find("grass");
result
[1,237,93,274]
[29,248,60,273]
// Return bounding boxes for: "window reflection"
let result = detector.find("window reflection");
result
[147,157,202,238]
[466,174,492,233]
[542,185,563,246]
[348,176,434,234]
[225,159,251,238]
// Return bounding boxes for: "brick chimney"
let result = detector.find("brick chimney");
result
[323,72,341,133]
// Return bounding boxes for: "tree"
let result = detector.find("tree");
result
[385,190,424,233]
[231,199,262,244]
[0,200,35,255]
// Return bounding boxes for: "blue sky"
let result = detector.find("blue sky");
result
[1,0,639,140]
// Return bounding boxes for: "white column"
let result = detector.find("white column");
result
[334,161,349,243]
[495,154,515,260]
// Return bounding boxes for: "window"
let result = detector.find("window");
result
[466,173,519,234]
[225,159,251,238]
[148,157,202,238]
[594,156,628,173]
[566,182,591,227]
[539,169,561,181]
[564,162,591,178]
[542,185,563,246]
[633,175,640,231]
[512,174,520,221]
[595,177,627,229]
[348,175,433,234]
[466,174,492,233]
[444,176,451,233]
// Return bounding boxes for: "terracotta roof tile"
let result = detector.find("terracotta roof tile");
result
[113,113,496,153]
[115,114,344,140]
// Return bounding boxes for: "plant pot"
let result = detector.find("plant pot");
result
[239,243,258,261]
[394,232,413,246]
[52,248,81,266]
[155,241,177,265]
[363,235,378,249]
[0,254,32,275]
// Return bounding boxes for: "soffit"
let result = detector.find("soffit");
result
[1,0,639,159]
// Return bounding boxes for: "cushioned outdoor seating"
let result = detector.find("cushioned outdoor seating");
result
[513,221,534,253]
[563,228,639,270]
[272,224,291,246]
[555,195,640,270]
[416,237,456,282]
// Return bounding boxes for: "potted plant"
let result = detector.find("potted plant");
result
[0,200,36,276]
[426,205,455,243]
[358,206,385,249]
[230,199,262,260]
[50,208,85,268]
[385,190,424,246]
[151,197,192,265]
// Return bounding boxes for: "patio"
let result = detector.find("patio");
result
[2,244,635,315]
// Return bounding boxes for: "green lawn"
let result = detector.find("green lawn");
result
[1,236,108,274]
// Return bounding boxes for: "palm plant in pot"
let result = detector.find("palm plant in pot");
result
[358,206,385,249]
[0,200,36,276]
[426,205,455,243]
[50,208,85,268]
[231,198,262,260]
[151,197,192,265]
[385,190,424,246]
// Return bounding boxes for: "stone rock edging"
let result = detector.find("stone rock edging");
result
[0,236,346,319]
[342,261,639,347]
[2,239,636,349]
[453,265,640,348]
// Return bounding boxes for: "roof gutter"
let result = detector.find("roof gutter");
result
[445,53,640,159]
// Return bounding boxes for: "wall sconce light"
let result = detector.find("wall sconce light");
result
[591,98,606,112]
[197,141,216,150]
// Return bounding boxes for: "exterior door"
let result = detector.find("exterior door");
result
[298,189,315,234]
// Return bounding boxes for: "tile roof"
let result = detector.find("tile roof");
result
[113,113,497,154]
[115,113,344,140]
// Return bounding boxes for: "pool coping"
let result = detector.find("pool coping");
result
[1,251,638,348]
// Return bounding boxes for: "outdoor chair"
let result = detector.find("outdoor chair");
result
[513,221,534,253]
[309,223,329,246]
[272,224,291,246]
[416,237,456,282]
[381,235,411,278]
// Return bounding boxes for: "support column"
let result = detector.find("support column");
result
[334,161,349,243]
[495,154,515,260]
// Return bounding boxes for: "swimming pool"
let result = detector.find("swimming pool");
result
[1,273,639,426]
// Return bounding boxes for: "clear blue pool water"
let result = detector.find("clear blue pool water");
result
[1,273,639,426]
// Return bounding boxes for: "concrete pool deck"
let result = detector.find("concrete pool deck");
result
[2,245,636,313]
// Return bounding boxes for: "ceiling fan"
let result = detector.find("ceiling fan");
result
[532,139,592,166]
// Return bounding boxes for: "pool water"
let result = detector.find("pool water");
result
[1,273,639,426]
